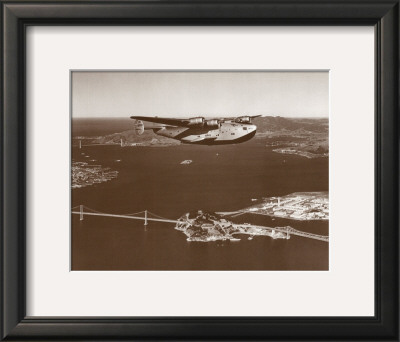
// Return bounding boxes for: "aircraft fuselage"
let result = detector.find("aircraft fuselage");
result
[153,122,257,145]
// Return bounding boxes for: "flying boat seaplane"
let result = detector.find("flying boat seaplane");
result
[130,115,261,145]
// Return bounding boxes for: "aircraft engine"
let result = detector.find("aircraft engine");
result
[187,117,205,126]
[235,116,251,123]
[205,119,220,127]
[134,120,145,135]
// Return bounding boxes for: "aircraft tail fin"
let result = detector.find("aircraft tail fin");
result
[133,119,166,135]
[134,120,145,135]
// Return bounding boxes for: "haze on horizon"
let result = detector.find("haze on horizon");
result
[72,71,329,119]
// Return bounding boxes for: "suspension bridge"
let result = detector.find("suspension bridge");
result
[255,225,328,242]
[76,139,127,149]
[71,205,328,242]
[71,205,180,225]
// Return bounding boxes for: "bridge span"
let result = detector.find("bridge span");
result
[257,225,328,242]
[72,205,328,242]
[71,205,179,225]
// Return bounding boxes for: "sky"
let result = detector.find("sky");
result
[72,71,328,118]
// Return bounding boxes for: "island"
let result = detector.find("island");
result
[175,210,329,242]
[175,210,289,242]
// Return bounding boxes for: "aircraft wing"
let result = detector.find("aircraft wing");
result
[130,116,194,127]
[130,114,262,127]
[223,114,262,121]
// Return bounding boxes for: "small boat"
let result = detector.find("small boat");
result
[180,160,192,165]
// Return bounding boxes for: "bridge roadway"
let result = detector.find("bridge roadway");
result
[71,211,180,224]
[248,225,329,242]
[288,228,329,242]
[219,212,329,242]
[72,207,328,242]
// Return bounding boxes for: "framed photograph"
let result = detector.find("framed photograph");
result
[71,70,329,271]
[1,1,398,340]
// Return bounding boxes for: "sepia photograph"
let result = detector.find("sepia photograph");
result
[71,70,329,271]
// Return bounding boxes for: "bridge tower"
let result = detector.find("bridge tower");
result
[144,210,148,226]
[120,138,123,147]
[79,140,82,149]
[286,226,290,239]
[80,205,84,221]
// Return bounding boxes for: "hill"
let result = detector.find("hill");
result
[252,116,328,134]
[72,116,328,149]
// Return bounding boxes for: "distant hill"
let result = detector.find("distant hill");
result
[252,116,328,134]
[92,129,180,146]
[72,116,328,147]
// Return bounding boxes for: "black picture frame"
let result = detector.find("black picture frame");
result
[1,1,398,340]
